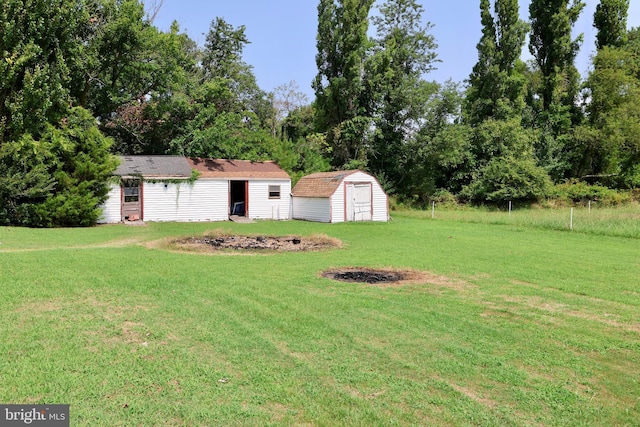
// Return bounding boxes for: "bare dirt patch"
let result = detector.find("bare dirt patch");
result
[170,231,342,253]
[448,382,498,409]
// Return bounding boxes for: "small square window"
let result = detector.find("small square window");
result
[268,185,281,199]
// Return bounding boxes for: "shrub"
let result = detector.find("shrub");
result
[429,189,459,208]
[0,108,118,227]
[461,156,552,204]
[549,181,631,206]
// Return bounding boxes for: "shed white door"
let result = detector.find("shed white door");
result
[345,183,372,221]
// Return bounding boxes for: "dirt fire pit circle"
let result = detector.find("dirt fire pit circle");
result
[322,267,416,284]
[167,231,342,254]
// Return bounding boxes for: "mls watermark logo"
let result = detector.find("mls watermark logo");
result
[0,405,69,427]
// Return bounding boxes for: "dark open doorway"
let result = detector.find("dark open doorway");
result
[229,180,248,216]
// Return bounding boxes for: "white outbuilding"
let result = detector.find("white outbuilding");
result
[187,158,291,221]
[291,170,389,223]
[100,156,291,223]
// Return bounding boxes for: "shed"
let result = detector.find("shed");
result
[187,158,291,221]
[100,155,193,223]
[291,170,388,223]
[100,156,291,223]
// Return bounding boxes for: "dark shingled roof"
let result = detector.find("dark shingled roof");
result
[187,158,290,179]
[291,170,360,198]
[114,156,193,178]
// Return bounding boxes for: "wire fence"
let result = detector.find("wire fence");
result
[401,203,640,239]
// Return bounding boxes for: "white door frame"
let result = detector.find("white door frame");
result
[344,182,372,221]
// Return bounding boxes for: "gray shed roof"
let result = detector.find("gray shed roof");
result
[114,156,193,178]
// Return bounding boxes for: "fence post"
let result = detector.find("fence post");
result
[570,207,574,230]
[431,201,435,219]
[509,201,512,216]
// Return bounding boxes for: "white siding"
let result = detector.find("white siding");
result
[292,197,331,222]
[248,180,291,220]
[341,172,388,222]
[143,180,228,222]
[98,184,121,223]
[370,177,389,222]
[292,171,388,223]
[101,176,295,223]
[330,182,346,223]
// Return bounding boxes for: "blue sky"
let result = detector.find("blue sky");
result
[153,1,640,98]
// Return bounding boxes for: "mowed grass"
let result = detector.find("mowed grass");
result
[0,211,638,426]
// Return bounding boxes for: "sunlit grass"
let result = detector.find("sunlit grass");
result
[0,214,638,425]
[399,203,640,238]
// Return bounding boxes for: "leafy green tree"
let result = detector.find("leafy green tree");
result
[470,118,537,166]
[105,21,199,154]
[168,17,275,160]
[0,0,120,226]
[72,0,152,118]
[169,82,263,159]
[594,0,629,49]
[33,108,119,227]
[201,17,249,82]
[261,133,331,184]
[366,0,438,197]
[200,17,270,125]
[391,81,473,203]
[0,0,86,143]
[461,0,548,204]
[465,117,549,204]
[282,105,316,143]
[528,0,585,113]
[578,26,640,187]
[313,0,375,168]
[70,2,199,155]
[418,122,473,197]
[270,81,309,138]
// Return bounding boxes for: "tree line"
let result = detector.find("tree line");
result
[0,0,637,226]
[314,0,639,205]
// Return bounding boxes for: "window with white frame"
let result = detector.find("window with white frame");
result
[268,185,281,199]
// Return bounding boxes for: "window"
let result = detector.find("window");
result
[268,185,281,199]
[123,179,140,203]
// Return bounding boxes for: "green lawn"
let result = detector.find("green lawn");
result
[0,211,638,426]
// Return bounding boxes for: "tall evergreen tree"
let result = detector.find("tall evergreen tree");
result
[313,0,375,168]
[201,17,250,82]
